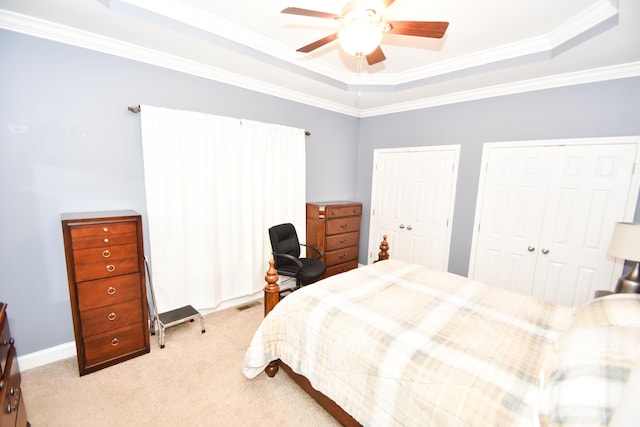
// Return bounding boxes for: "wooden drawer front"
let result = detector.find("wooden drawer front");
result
[73,243,139,282]
[77,273,142,311]
[325,260,358,277]
[325,217,361,236]
[70,222,137,250]
[325,231,360,251]
[325,205,362,218]
[0,346,22,427]
[83,323,146,367]
[80,299,143,337]
[325,246,359,266]
[0,319,9,378]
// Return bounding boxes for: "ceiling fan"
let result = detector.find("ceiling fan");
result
[281,0,449,66]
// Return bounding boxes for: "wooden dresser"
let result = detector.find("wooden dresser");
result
[306,201,362,278]
[0,303,29,427]
[61,210,150,376]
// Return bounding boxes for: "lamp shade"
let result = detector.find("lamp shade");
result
[608,222,640,262]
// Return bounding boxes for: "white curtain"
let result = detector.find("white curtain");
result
[140,105,305,312]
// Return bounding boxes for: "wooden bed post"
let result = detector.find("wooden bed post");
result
[263,259,279,317]
[378,235,389,261]
[263,259,280,378]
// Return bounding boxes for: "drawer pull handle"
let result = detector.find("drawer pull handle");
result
[107,286,116,295]
[340,239,347,244]
[104,238,110,243]
[106,264,116,273]
[103,227,108,232]
[102,249,111,258]
[108,312,117,321]
[340,224,348,229]
[339,254,346,259]
[111,338,119,346]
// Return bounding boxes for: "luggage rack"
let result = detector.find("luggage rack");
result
[145,257,205,348]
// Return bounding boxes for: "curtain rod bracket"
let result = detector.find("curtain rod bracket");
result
[127,104,309,135]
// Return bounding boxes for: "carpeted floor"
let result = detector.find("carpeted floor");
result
[21,301,340,426]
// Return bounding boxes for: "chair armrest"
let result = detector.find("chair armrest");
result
[272,252,303,268]
[300,243,324,257]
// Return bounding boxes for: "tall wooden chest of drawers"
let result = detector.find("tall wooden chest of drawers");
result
[306,201,362,278]
[0,303,29,427]
[61,210,150,376]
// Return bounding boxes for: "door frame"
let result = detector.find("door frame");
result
[468,136,640,292]
[368,145,460,267]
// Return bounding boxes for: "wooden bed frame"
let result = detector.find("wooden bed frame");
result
[262,236,389,427]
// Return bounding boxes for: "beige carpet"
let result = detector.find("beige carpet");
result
[21,301,340,426]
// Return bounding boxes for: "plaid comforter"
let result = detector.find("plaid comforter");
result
[243,259,573,426]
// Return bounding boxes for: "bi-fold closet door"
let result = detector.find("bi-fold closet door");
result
[469,137,640,306]
[368,146,460,269]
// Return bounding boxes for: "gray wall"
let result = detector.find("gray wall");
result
[2,28,640,356]
[0,30,359,355]
[356,78,640,275]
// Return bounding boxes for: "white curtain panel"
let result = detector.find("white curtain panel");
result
[140,105,305,312]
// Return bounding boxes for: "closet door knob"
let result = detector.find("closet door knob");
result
[527,246,535,252]
[406,225,412,231]
[541,248,550,254]
[399,224,405,229]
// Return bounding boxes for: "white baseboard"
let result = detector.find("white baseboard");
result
[18,291,265,371]
[18,341,77,371]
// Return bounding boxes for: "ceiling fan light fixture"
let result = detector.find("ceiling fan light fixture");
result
[338,23,382,56]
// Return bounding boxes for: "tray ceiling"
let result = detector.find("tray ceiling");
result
[1,0,638,116]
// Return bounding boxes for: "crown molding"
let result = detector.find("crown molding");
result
[0,9,360,116]
[359,61,640,117]
[2,8,637,119]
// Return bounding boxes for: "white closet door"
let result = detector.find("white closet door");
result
[532,144,639,306]
[470,138,640,306]
[368,147,459,269]
[470,146,550,296]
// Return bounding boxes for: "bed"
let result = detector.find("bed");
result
[243,239,640,426]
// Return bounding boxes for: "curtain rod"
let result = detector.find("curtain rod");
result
[127,105,311,136]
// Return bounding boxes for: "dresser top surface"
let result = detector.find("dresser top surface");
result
[306,201,361,207]
[61,210,140,221]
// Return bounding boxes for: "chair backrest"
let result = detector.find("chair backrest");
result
[268,223,301,270]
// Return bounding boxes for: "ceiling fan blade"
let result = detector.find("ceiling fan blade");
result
[387,21,449,38]
[366,46,386,65]
[281,7,339,20]
[296,33,338,53]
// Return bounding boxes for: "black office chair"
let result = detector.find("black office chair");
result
[268,223,326,296]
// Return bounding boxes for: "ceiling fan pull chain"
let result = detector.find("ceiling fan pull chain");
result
[356,54,363,99]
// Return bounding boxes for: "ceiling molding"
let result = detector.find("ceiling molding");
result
[114,0,618,88]
[0,9,359,116]
[359,61,640,117]
[2,7,637,119]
